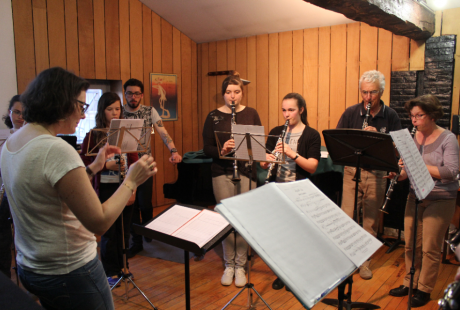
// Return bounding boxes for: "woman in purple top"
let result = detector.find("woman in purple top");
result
[389,95,459,307]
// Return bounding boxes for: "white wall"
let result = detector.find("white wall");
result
[0,0,18,129]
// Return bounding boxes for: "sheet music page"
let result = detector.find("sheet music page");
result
[390,129,435,200]
[145,205,201,235]
[232,124,266,161]
[276,180,382,267]
[109,119,144,152]
[216,182,357,309]
[172,210,229,248]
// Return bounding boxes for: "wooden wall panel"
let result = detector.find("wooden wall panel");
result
[247,36,257,110]
[129,0,143,80]
[278,31,293,124]
[12,0,198,208]
[292,30,304,96]
[304,28,319,130]
[208,42,217,114]
[227,39,236,71]
[360,23,378,76]
[119,0,130,82]
[409,40,425,71]
[318,27,331,144]
[346,23,360,108]
[47,0,66,68]
[64,0,79,76]
[77,0,95,79]
[200,43,209,145]
[392,35,410,71]
[12,0,36,93]
[105,0,120,80]
[378,29,393,105]
[235,38,248,107]
[268,33,279,132]
[93,0,106,79]
[32,0,50,74]
[256,34,269,134]
[330,24,347,128]
[216,40,227,109]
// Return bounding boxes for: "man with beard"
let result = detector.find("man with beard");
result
[123,78,182,257]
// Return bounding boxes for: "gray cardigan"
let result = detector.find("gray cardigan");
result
[411,130,459,200]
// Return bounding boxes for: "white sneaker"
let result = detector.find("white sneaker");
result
[234,267,247,287]
[221,267,234,286]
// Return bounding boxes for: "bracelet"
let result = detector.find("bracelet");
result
[86,166,95,178]
[122,182,135,194]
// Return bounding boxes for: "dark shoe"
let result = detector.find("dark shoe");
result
[389,285,409,297]
[127,244,143,258]
[272,277,285,290]
[411,290,430,308]
[144,236,152,243]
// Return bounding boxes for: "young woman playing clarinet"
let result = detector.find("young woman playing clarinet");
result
[202,72,261,288]
[261,92,321,291]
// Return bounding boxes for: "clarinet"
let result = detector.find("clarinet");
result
[362,102,372,129]
[265,120,289,184]
[230,101,241,182]
[380,126,417,214]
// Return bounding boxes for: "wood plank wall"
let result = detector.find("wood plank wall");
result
[11,0,198,207]
[197,22,426,146]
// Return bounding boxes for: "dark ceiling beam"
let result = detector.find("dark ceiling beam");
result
[304,0,435,40]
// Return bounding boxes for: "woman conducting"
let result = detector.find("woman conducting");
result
[0,67,157,310]
[261,92,321,291]
[202,73,261,287]
[80,92,138,287]
[389,94,459,308]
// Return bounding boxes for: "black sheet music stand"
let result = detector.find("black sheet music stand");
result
[322,129,399,310]
[133,204,233,310]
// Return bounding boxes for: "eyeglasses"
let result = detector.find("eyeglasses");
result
[10,109,22,116]
[77,100,90,115]
[125,91,143,97]
[410,114,426,120]
[361,90,379,96]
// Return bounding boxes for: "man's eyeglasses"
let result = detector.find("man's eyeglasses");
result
[10,109,22,117]
[125,91,143,98]
[361,90,379,96]
[410,114,426,120]
[77,100,90,115]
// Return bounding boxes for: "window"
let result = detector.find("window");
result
[74,89,102,144]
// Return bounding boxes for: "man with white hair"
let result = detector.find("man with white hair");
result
[336,70,402,280]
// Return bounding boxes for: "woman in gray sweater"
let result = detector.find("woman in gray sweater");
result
[389,94,459,307]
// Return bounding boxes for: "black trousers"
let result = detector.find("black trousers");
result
[130,176,154,247]
[0,192,13,278]
[99,183,134,277]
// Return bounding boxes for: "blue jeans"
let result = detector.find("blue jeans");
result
[18,256,114,310]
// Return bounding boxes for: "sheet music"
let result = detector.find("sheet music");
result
[145,205,200,235]
[173,210,229,248]
[232,124,266,161]
[109,119,144,152]
[277,181,382,267]
[390,129,435,200]
[216,180,372,308]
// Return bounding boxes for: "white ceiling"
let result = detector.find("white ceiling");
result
[140,0,460,44]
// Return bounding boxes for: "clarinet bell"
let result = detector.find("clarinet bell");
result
[379,200,389,214]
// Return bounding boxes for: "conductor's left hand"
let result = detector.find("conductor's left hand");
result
[93,143,121,173]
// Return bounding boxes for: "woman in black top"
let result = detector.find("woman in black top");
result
[202,73,261,288]
[261,92,321,290]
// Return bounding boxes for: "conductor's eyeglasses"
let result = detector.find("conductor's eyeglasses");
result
[77,100,90,115]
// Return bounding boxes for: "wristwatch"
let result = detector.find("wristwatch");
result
[170,148,178,153]
[293,153,300,160]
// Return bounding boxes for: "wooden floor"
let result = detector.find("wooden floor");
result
[105,241,459,310]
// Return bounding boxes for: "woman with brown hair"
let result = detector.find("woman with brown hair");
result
[202,73,261,287]
[389,94,459,307]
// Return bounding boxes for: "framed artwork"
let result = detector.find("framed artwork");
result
[150,73,178,121]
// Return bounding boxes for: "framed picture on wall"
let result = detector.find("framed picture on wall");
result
[149,73,178,121]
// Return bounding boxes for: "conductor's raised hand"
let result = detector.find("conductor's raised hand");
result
[93,143,121,173]
[125,155,157,188]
